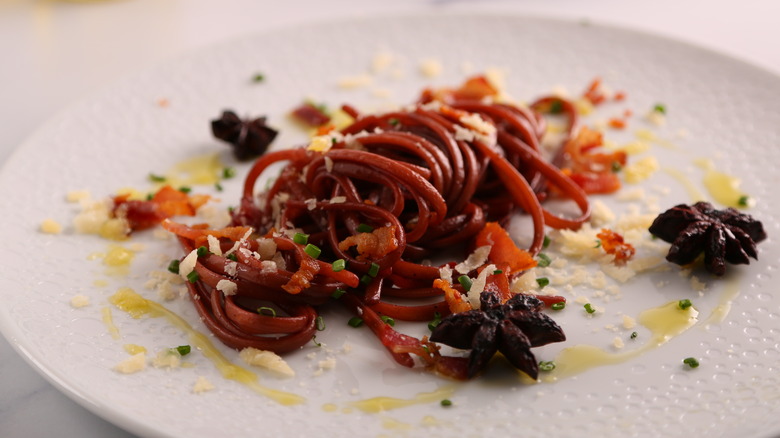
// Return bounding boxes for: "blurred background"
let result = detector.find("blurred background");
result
[1,1,777,436]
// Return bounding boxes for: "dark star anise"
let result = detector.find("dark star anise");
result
[211,110,278,161]
[429,291,565,379]
[648,201,767,276]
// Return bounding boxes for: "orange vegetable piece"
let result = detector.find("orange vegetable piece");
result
[433,279,472,314]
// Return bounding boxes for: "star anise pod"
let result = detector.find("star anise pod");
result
[211,110,278,161]
[648,201,767,276]
[429,291,565,379]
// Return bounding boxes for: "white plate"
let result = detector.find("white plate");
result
[2,14,780,438]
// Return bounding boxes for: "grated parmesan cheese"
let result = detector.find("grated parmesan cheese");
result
[114,352,146,374]
[623,156,660,184]
[70,294,90,308]
[207,234,223,256]
[178,249,199,280]
[239,347,295,377]
[419,58,442,78]
[216,279,238,296]
[454,246,491,274]
[40,218,63,234]
[193,376,215,394]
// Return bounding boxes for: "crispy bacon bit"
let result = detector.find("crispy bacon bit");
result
[434,278,472,314]
[559,126,627,194]
[419,75,499,104]
[282,256,320,294]
[113,185,210,232]
[596,228,635,265]
[337,226,398,260]
[290,102,331,127]
[583,78,606,105]
[473,222,537,274]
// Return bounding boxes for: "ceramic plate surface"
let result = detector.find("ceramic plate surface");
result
[2,14,780,438]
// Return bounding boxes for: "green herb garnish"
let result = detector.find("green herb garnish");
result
[539,360,556,371]
[222,167,237,179]
[551,302,565,311]
[178,186,191,194]
[584,303,596,314]
[737,195,751,207]
[458,275,473,291]
[678,299,692,310]
[167,259,180,274]
[440,399,453,407]
[331,288,346,299]
[368,262,380,277]
[252,73,265,83]
[293,232,309,245]
[331,259,346,272]
[174,345,191,356]
[653,103,666,114]
[186,271,199,283]
[348,317,364,328]
[683,357,699,368]
[380,315,395,326]
[148,173,166,183]
[315,316,325,331]
[537,253,552,267]
[536,277,550,288]
[630,331,638,339]
[356,223,374,233]
[304,243,321,259]
[257,307,276,317]
[196,246,208,257]
[428,312,442,331]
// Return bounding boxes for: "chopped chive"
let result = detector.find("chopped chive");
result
[594,240,602,248]
[543,235,551,249]
[584,303,596,314]
[174,345,191,356]
[196,246,208,257]
[226,253,238,261]
[493,269,503,275]
[737,195,750,207]
[311,335,322,347]
[145,193,154,201]
[678,299,693,310]
[550,100,564,114]
[440,399,453,407]
[222,167,237,179]
[630,331,638,339]
[252,73,265,83]
[457,275,473,291]
[186,271,199,283]
[536,277,550,288]
[293,232,309,245]
[215,182,223,192]
[360,274,373,285]
[167,259,180,274]
[332,259,346,272]
[368,262,380,277]
[356,223,374,233]
[304,243,321,259]
[148,173,166,182]
[551,301,565,311]
[348,317,364,328]
[315,316,325,331]
[257,307,276,317]
[331,288,346,299]
[653,103,666,114]
[178,186,192,194]
[428,312,442,331]
[537,253,552,267]
[683,357,699,368]
[380,315,395,326]
[539,360,556,371]
[611,161,622,172]
[388,118,400,126]
[331,137,338,145]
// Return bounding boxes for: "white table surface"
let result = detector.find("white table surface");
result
[1,1,779,437]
